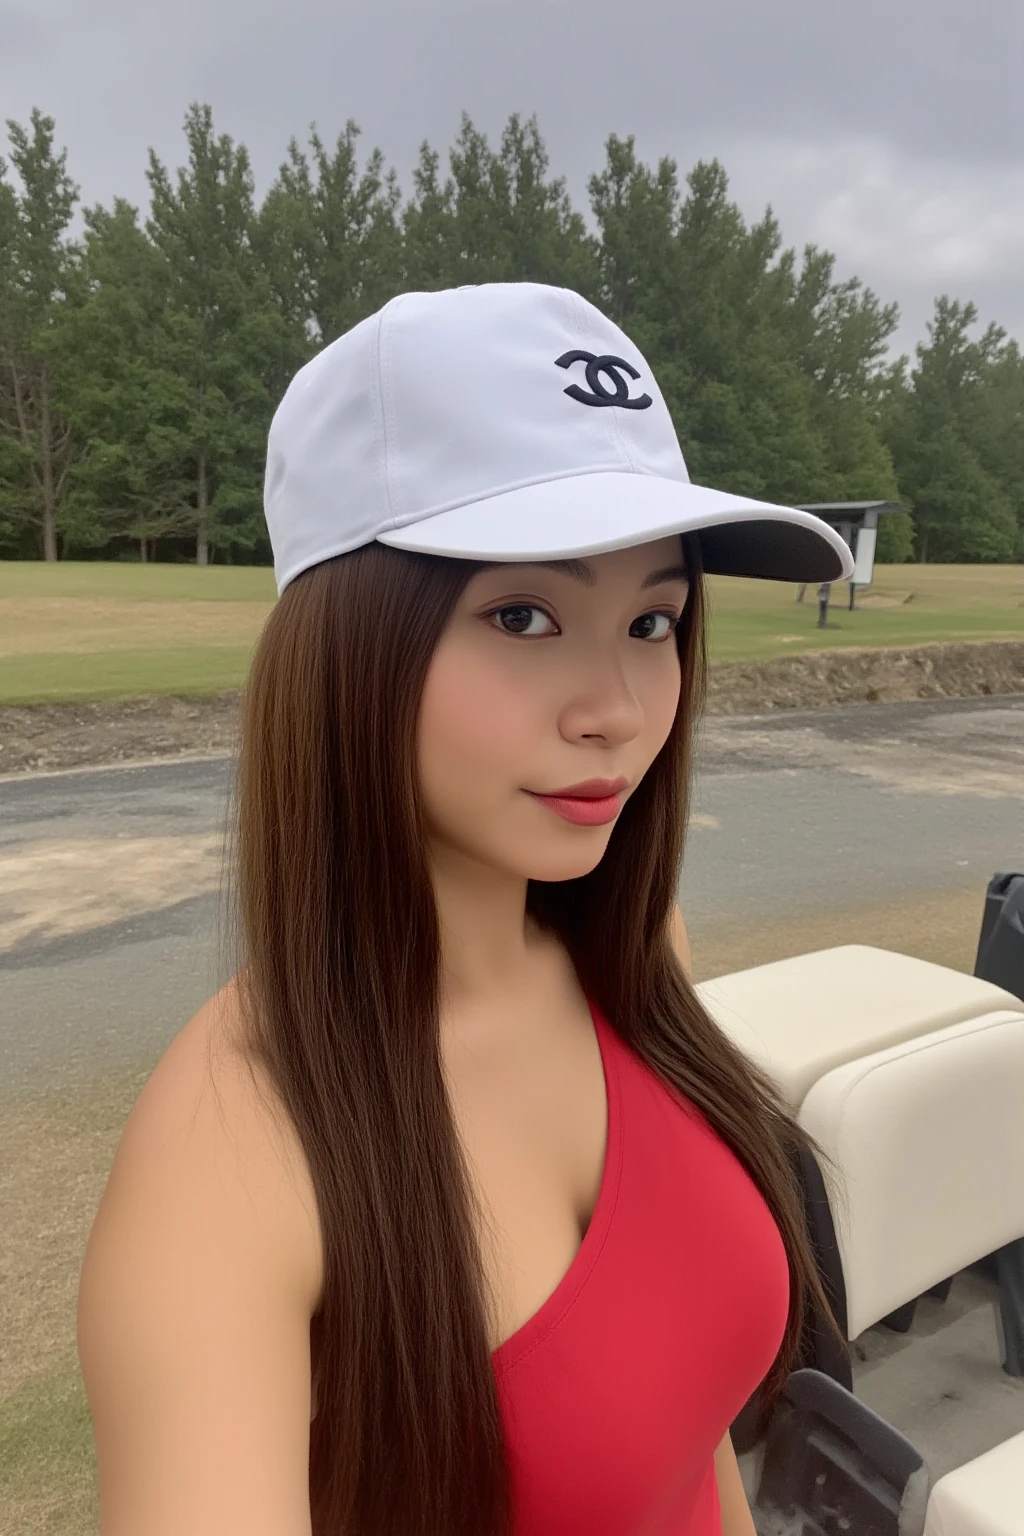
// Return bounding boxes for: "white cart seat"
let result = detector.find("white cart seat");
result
[923,1429,1024,1536]
[798,1009,1024,1341]
[697,945,1021,1109]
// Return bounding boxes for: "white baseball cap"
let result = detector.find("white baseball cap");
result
[264,281,855,597]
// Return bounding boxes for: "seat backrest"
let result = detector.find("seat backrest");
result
[797,1009,1024,1340]
[975,872,1024,1005]
[697,946,1021,1109]
[755,1368,930,1536]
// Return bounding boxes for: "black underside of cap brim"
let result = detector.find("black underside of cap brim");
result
[696,518,849,583]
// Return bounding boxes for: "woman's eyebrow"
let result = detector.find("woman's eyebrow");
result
[473,559,688,590]
[638,563,689,590]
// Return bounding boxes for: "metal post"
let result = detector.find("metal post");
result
[817,582,831,629]
[995,1238,1024,1375]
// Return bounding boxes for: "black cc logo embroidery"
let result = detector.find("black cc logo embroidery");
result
[554,350,653,410]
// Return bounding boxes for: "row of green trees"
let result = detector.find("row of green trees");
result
[2,105,1022,570]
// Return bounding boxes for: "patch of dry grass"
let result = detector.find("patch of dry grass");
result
[0,1069,147,1400]
[688,881,984,982]
[0,1067,150,1535]
[0,596,268,658]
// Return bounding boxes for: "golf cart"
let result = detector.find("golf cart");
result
[704,873,1024,1535]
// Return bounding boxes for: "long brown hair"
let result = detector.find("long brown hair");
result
[217,533,849,1535]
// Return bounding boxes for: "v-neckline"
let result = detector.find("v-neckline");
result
[491,993,623,1377]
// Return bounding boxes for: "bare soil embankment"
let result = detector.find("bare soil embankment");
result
[1,638,1022,778]
[706,637,1024,714]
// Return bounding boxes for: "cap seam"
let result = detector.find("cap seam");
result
[384,296,404,520]
[369,302,392,524]
[567,289,635,473]
[378,294,409,524]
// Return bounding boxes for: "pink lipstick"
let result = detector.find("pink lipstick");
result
[526,777,628,827]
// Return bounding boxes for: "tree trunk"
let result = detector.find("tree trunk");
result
[196,455,209,566]
[918,528,929,563]
[139,538,148,562]
[40,376,58,562]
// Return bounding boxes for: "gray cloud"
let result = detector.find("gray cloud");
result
[3,0,1022,357]
[0,3,46,56]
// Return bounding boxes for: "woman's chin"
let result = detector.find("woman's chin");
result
[518,842,613,885]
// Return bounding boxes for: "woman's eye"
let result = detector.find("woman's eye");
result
[488,606,679,640]
[630,612,679,642]
[490,604,555,637]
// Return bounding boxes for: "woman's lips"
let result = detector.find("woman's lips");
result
[525,790,624,826]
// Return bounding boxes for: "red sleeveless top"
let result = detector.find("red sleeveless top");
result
[491,995,790,1535]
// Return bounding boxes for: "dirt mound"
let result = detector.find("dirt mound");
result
[707,638,1024,716]
[0,693,243,778]
[2,639,1022,778]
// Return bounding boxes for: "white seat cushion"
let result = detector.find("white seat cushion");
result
[923,1429,1024,1535]
[696,945,1021,1108]
[797,1009,1024,1338]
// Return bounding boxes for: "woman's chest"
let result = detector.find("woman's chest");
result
[441,1001,612,1354]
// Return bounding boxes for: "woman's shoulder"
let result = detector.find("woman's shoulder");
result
[106,976,324,1313]
[77,980,326,1525]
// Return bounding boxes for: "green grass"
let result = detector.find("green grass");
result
[0,561,275,603]
[1,560,1021,706]
[705,565,1024,660]
[0,1359,97,1536]
[9,646,260,705]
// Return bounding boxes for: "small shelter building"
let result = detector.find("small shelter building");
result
[795,501,904,626]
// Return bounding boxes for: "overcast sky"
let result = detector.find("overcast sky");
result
[4,0,1023,362]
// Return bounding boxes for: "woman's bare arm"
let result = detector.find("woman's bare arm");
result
[714,1429,758,1536]
[77,997,322,1536]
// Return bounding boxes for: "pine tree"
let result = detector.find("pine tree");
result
[402,114,596,294]
[258,119,403,355]
[0,109,79,560]
[55,199,196,560]
[887,298,1020,561]
[146,103,285,566]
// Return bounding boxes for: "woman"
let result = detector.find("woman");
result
[78,282,853,1535]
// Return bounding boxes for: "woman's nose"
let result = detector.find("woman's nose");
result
[556,655,647,745]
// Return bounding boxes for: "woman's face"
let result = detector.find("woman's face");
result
[417,534,689,888]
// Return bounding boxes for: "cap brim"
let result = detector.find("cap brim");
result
[376,471,855,584]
